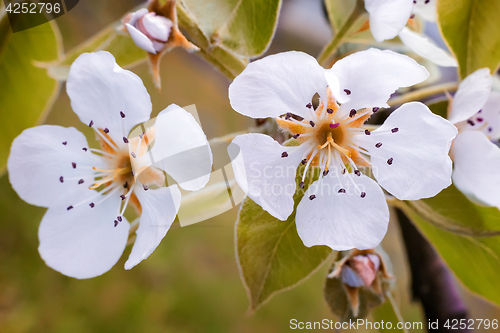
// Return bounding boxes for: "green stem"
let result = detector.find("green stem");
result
[388,82,458,107]
[317,0,366,66]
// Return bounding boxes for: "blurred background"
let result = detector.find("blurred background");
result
[0,0,499,332]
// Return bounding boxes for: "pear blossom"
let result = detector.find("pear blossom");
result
[447,68,500,209]
[228,49,457,250]
[364,0,457,67]
[125,8,173,54]
[7,51,212,279]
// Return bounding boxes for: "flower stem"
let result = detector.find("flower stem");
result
[317,0,366,66]
[388,82,459,107]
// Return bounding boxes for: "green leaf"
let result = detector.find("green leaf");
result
[437,0,500,78]
[179,0,281,58]
[396,201,500,306]
[0,14,62,174]
[371,294,408,333]
[235,165,332,312]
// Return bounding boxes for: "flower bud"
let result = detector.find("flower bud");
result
[124,9,173,54]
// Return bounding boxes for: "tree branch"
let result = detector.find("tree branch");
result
[396,208,471,332]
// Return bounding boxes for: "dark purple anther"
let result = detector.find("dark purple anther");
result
[82,147,88,151]
[301,159,307,165]
[131,152,137,158]
[327,108,334,114]
[120,111,126,118]
[477,117,483,122]
[410,14,415,19]
[78,179,84,184]
[338,188,346,193]
[329,123,340,129]
[387,157,394,165]
[360,192,366,198]
[391,127,399,133]
[354,170,361,177]
[123,137,129,143]
[299,182,305,189]
[467,120,475,126]
[306,103,312,109]
[309,121,315,127]
[67,205,73,211]
[372,107,379,113]
[143,184,149,191]
[375,142,382,148]
[114,220,119,227]
[89,120,94,127]
[292,134,300,139]
[72,162,77,169]
[309,194,316,200]
[59,176,64,183]
[62,141,67,145]
[323,169,329,176]
[104,128,109,133]
[349,109,356,117]
[117,216,122,222]
[285,113,291,120]
[281,152,289,158]
[89,202,95,208]
[120,194,126,200]
[344,89,351,95]
[365,130,371,135]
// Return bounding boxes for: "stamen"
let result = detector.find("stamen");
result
[338,188,346,193]
[306,103,312,109]
[375,142,382,148]
[117,216,122,222]
[89,120,94,127]
[467,120,475,126]
[309,194,316,200]
[327,108,334,114]
[123,137,129,143]
[103,128,109,134]
[292,134,300,139]
[93,128,119,152]
[391,127,399,133]
[301,158,307,165]
[344,89,351,95]
[120,111,126,118]
[323,169,329,176]
[349,109,356,117]
[365,130,371,135]
[72,162,77,169]
[59,176,64,183]
[354,170,361,177]
[131,152,137,158]
[309,121,315,127]
[327,137,351,158]
[285,113,292,120]
[67,205,73,210]
[120,194,126,200]
[82,147,88,151]
[89,202,95,208]
[62,141,67,145]
[281,152,288,158]
[360,192,366,198]
[114,220,119,227]
[410,14,415,19]
[78,179,84,184]
[387,157,394,165]
[477,117,483,122]
[299,181,305,189]
[372,107,379,113]
[143,184,149,191]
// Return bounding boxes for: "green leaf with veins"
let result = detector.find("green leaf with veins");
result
[0,13,62,175]
[437,0,500,78]
[396,201,500,306]
[235,165,332,312]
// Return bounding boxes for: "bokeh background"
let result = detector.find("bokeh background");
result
[1,0,499,332]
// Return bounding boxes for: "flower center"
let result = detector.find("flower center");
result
[315,122,345,146]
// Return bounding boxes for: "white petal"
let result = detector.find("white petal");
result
[357,102,457,200]
[125,185,181,270]
[448,68,492,124]
[398,28,458,67]
[365,0,413,42]
[141,13,172,42]
[128,8,149,26]
[38,194,129,279]
[452,131,500,208]
[295,172,389,251]
[479,91,500,140]
[228,51,328,120]
[412,0,436,22]
[228,133,310,221]
[7,125,105,208]
[150,104,212,191]
[67,51,153,147]
[327,48,429,111]
[126,23,157,54]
